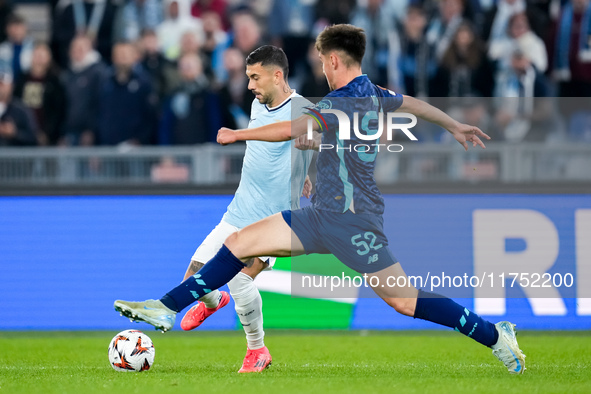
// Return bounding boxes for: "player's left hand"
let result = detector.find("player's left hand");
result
[302,175,312,198]
[451,123,491,151]
[217,127,238,145]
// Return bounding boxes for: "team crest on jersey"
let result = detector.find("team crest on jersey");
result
[377,85,397,97]
[315,99,332,110]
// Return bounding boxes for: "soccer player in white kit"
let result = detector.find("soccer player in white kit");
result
[178,45,314,372]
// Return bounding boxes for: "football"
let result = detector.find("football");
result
[108,329,155,372]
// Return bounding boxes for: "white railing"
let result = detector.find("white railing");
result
[374,142,591,183]
[0,142,589,186]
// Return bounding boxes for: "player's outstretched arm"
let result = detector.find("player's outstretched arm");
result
[217,116,312,145]
[397,95,491,150]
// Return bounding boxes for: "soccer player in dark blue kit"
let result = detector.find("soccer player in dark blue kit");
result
[115,24,525,374]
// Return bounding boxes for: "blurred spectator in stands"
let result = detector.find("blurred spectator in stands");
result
[552,0,591,98]
[179,30,214,79]
[350,0,391,87]
[179,30,201,56]
[201,10,230,82]
[494,49,554,142]
[138,29,178,105]
[113,0,164,42]
[61,34,105,146]
[157,0,203,61]
[314,0,355,25]
[52,0,118,67]
[488,12,548,73]
[159,53,224,144]
[230,10,264,56]
[13,43,66,146]
[383,0,411,24]
[452,96,493,140]
[191,0,229,30]
[0,62,38,146]
[432,22,494,97]
[526,0,556,20]
[268,0,313,81]
[0,0,13,44]
[0,14,33,82]
[426,0,465,61]
[388,4,437,97]
[96,42,156,145]
[217,47,249,129]
[482,0,525,41]
[300,40,330,98]
[243,0,275,18]
[481,0,548,43]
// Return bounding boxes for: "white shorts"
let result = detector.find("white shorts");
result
[191,219,275,270]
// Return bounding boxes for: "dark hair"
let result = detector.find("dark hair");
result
[315,24,365,67]
[441,22,483,70]
[6,13,26,26]
[246,45,289,80]
[140,28,157,38]
[406,4,426,16]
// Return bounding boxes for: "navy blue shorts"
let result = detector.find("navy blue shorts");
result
[281,205,398,274]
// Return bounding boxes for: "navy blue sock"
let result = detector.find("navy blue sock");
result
[160,245,246,313]
[413,290,499,347]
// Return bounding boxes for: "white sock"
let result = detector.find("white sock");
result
[228,272,264,350]
[199,289,221,309]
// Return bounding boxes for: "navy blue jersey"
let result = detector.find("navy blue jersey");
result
[305,75,403,215]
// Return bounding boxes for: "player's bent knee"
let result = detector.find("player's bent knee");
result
[223,232,242,255]
[224,231,238,245]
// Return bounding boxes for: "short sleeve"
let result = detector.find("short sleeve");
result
[302,96,340,134]
[376,85,403,113]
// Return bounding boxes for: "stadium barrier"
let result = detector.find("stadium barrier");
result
[0,142,590,187]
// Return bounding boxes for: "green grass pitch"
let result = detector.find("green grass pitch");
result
[1,330,590,394]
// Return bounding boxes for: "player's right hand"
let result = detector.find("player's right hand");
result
[295,132,320,151]
[217,127,238,145]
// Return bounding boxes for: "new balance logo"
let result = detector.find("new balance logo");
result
[367,254,379,264]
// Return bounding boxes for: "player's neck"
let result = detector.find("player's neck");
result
[268,83,293,108]
[332,68,363,90]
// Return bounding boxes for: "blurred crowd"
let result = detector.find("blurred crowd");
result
[0,0,590,148]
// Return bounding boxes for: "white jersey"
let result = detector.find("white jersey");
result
[222,91,314,229]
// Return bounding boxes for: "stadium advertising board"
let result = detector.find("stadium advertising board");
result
[0,194,589,330]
